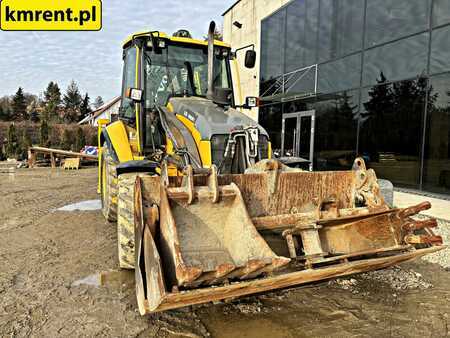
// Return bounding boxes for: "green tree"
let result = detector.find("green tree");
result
[63,80,82,122]
[80,93,92,120]
[18,129,32,160]
[40,119,50,147]
[361,72,395,157]
[12,87,27,121]
[0,96,12,121]
[75,127,86,151]
[6,124,19,158]
[44,81,61,104]
[93,96,104,109]
[43,81,62,121]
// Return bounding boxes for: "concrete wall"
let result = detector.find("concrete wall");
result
[223,0,290,120]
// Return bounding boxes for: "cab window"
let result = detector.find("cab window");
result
[120,47,137,120]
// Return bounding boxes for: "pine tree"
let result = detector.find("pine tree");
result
[18,130,32,160]
[6,124,19,158]
[80,93,92,120]
[361,72,395,157]
[43,81,62,121]
[93,96,104,109]
[12,87,27,121]
[0,96,12,121]
[40,119,50,147]
[63,80,82,122]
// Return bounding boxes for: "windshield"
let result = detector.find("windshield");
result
[144,43,231,108]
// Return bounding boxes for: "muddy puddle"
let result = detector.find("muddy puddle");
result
[56,199,102,211]
[72,270,134,291]
[69,263,449,337]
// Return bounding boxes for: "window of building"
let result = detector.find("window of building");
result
[430,25,450,75]
[318,0,364,62]
[365,0,430,48]
[285,0,319,73]
[318,53,361,94]
[423,73,450,193]
[433,0,450,27]
[261,10,286,82]
[358,78,427,188]
[363,33,428,86]
[259,104,283,151]
[314,90,359,170]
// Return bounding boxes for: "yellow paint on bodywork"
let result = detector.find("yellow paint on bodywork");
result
[122,31,230,49]
[135,46,142,154]
[105,121,134,163]
[176,114,212,167]
[198,141,212,167]
[233,58,243,110]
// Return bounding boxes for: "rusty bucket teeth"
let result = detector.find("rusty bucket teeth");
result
[399,201,432,218]
[404,234,443,245]
[188,264,236,288]
[402,219,438,232]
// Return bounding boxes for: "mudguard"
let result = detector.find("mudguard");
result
[102,121,134,163]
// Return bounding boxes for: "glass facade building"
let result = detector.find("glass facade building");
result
[259,0,450,194]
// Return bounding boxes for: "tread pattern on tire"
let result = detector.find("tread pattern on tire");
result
[102,149,118,222]
[117,173,139,269]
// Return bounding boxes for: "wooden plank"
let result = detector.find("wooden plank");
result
[29,146,98,160]
[143,246,444,314]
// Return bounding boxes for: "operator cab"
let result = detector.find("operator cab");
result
[118,28,264,173]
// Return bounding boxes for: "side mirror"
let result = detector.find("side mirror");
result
[125,88,143,102]
[245,96,259,108]
[245,50,256,69]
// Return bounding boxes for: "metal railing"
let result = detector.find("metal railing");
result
[260,64,318,99]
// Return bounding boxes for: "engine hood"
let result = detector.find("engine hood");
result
[168,97,268,140]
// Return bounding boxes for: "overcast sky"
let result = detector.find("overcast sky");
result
[0,0,235,102]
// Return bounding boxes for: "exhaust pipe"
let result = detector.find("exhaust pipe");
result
[206,21,215,100]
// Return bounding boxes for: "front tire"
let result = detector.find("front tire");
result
[117,173,139,269]
[101,147,118,222]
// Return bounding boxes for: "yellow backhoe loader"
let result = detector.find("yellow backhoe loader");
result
[99,22,445,315]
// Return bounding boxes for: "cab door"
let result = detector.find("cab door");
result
[120,46,138,121]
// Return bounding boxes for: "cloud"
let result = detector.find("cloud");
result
[0,0,235,101]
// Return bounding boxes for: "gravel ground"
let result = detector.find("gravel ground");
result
[417,217,450,269]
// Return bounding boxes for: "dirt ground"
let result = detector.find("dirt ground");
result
[1,168,449,338]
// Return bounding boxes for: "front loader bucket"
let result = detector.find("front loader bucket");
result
[134,159,445,315]
[158,179,290,288]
